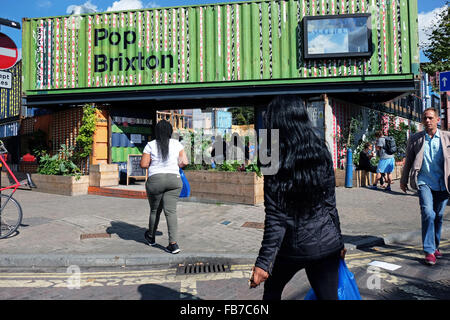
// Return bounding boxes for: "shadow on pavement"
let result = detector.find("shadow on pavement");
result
[362,186,419,198]
[354,243,429,265]
[342,234,385,249]
[138,284,201,300]
[368,276,450,300]
[106,221,162,245]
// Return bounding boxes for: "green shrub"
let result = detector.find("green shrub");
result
[184,160,262,177]
[74,104,98,161]
[244,162,262,177]
[37,144,81,180]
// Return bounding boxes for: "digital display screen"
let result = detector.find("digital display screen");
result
[303,14,372,59]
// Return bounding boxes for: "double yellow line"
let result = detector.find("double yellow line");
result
[0,268,174,279]
[0,240,449,280]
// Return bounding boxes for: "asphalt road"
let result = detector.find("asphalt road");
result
[0,238,448,302]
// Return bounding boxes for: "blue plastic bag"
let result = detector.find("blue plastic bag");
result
[304,259,362,300]
[179,168,190,198]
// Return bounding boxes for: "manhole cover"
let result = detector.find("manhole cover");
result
[241,222,264,229]
[80,233,111,240]
[176,262,231,275]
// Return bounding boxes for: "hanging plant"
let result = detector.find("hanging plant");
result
[74,104,98,160]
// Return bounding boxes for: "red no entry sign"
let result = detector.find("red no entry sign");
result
[0,33,18,70]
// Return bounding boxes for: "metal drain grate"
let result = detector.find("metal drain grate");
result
[176,262,231,275]
[80,233,111,240]
[241,222,264,229]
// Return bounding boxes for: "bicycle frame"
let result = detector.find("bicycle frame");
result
[0,154,20,193]
[0,141,23,238]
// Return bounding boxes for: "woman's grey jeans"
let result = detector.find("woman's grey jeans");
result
[145,173,182,244]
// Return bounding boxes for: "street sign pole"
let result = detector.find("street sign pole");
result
[440,71,450,130]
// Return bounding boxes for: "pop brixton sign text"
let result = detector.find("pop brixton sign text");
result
[93,29,175,73]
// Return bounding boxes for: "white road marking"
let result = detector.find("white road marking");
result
[0,265,253,289]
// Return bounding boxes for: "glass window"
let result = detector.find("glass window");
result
[303,14,372,59]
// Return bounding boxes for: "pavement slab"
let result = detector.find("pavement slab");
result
[0,181,448,267]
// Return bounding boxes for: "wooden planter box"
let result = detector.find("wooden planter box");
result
[393,164,404,180]
[336,164,405,188]
[184,170,264,205]
[31,174,90,196]
[355,170,376,187]
[89,163,119,187]
[335,168,357,187]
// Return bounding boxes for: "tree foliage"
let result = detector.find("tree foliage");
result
[421,3,450,78]
[228,107,254,125]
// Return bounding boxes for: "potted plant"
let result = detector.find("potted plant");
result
[32,144,89,196]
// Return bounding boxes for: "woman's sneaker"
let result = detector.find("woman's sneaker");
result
[425,253,436,265]
[144,231,156,246]
[434,249,443,259]
[165,243,181,254]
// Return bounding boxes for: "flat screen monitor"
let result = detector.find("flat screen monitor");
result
[303,14,372,59]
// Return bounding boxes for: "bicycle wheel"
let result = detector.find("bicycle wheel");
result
[0,194,23,239]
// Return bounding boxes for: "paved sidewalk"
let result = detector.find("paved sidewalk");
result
[0,182,448,268]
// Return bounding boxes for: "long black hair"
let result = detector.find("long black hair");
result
[264,95,333,208]
[155,119,173,162]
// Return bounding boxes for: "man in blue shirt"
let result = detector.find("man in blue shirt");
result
[401,108,450,266]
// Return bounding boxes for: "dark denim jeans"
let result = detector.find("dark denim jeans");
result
[418,184,449,254]
[262,251,341,300]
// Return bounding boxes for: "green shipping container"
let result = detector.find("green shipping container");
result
[22,0,419,98]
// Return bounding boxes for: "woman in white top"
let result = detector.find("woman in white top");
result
[140,120,188,254]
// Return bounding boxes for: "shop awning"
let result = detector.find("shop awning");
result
[25,79,418,108]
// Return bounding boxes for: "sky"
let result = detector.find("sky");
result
[0,0,448,63]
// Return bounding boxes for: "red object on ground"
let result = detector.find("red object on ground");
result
[22,153,36,162]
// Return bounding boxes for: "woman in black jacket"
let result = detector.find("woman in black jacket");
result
[250,95,346,300]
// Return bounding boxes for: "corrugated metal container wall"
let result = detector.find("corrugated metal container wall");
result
[0,122,19,138]
[23,0,419,94]
[0,61,21,119]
